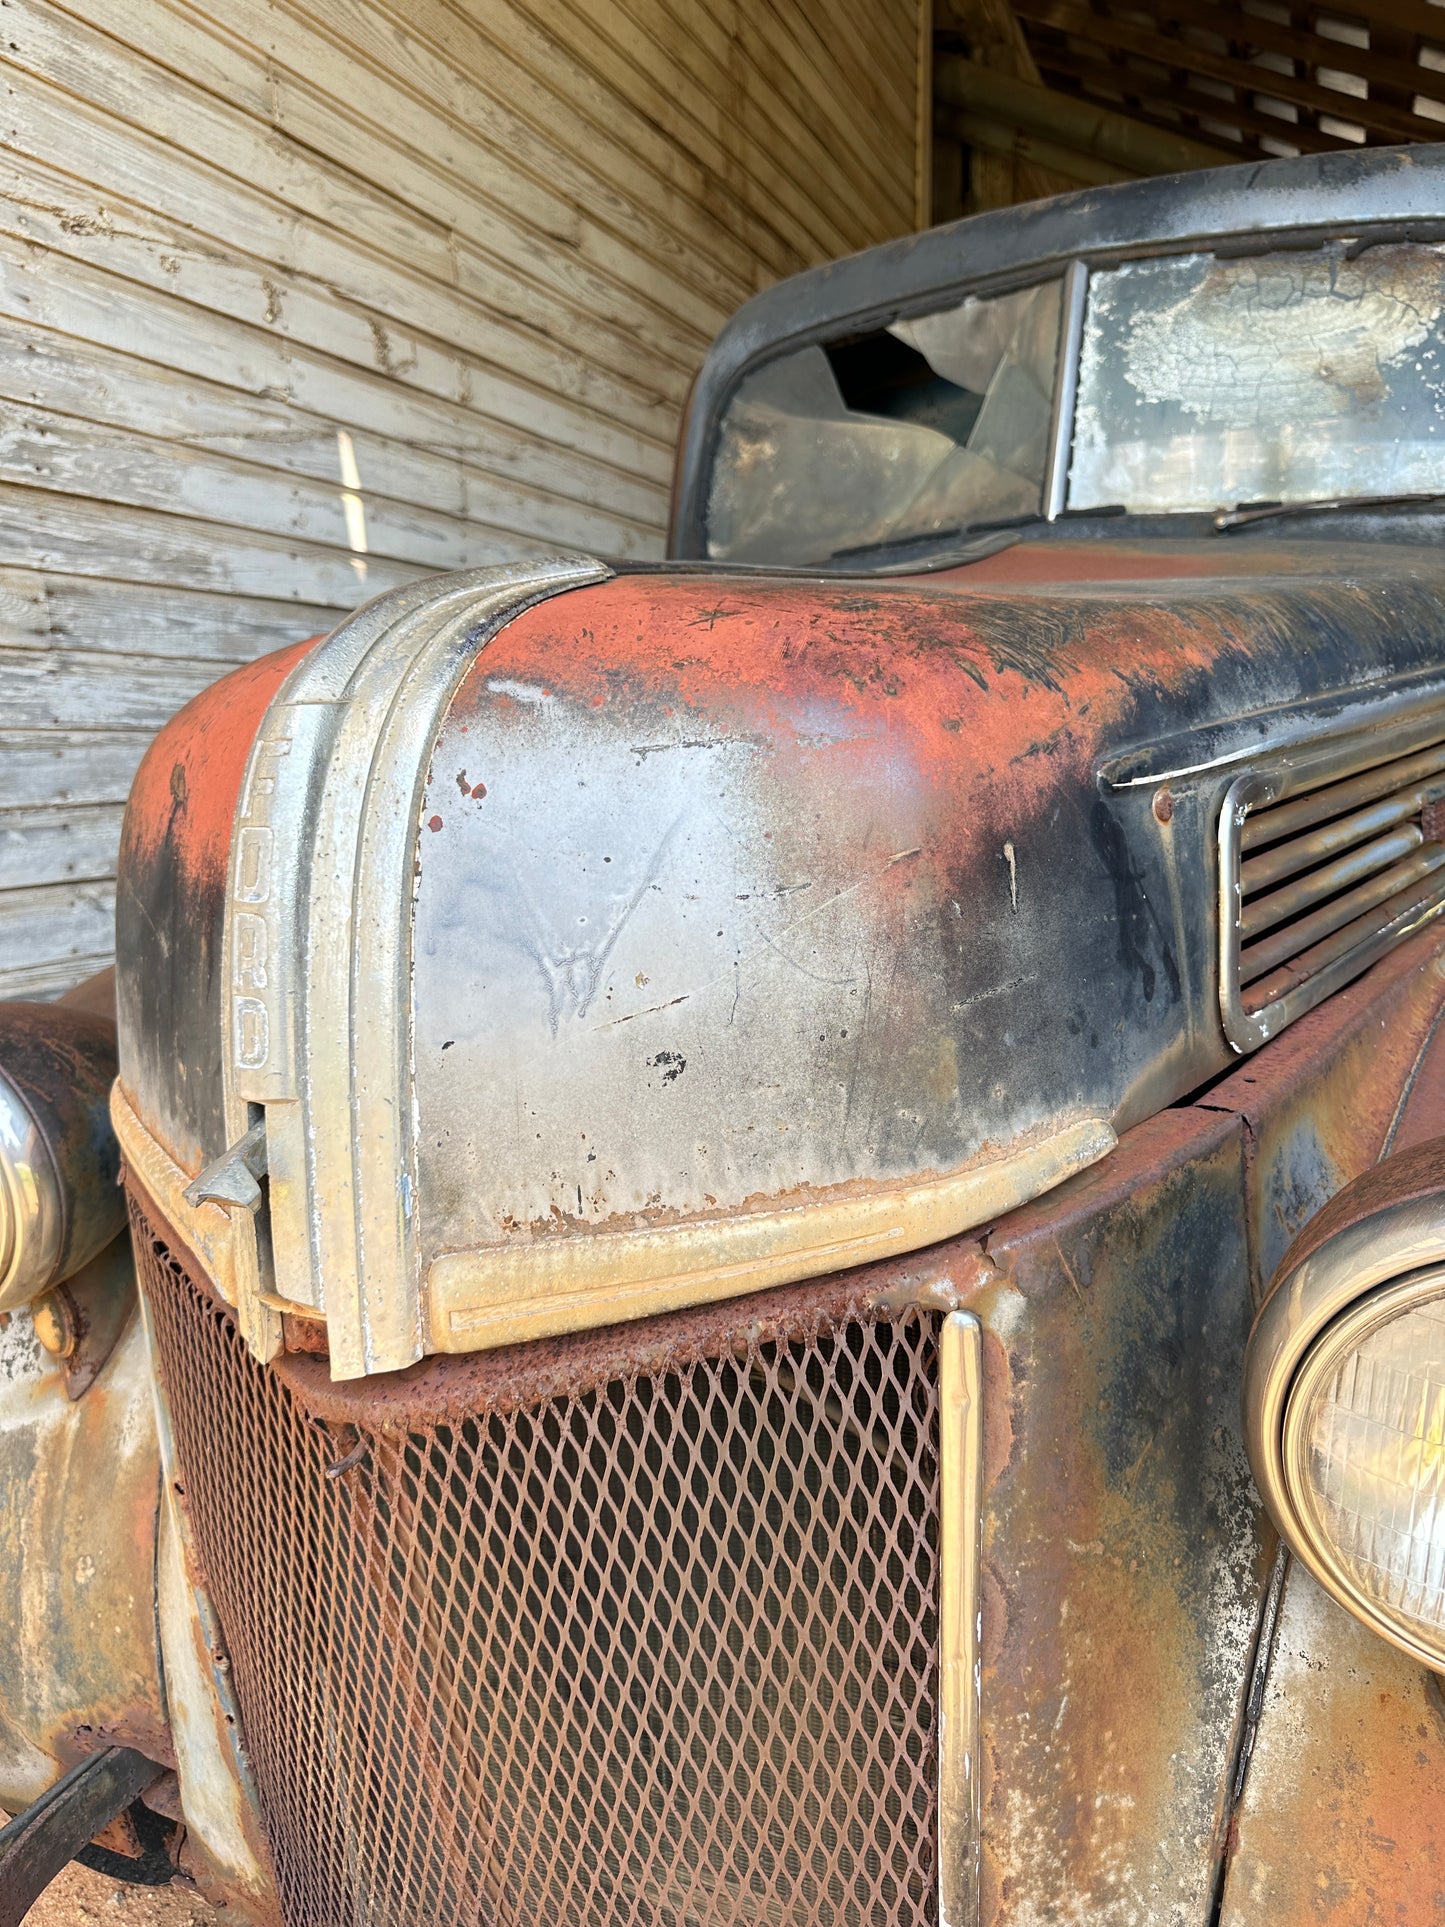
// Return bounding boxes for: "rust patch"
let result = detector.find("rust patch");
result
[1202,923,1445,1298]
[120,637,318,896]
[970,1107,1271,1925]
[1219,1566,1445,1925]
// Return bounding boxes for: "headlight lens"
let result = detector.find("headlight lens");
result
[1286,1286,1445,1654]
[0,1063,64,1308]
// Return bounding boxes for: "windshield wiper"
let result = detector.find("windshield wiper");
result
[1215,492,1445,532]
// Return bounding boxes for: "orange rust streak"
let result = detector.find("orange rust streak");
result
[122,636,320,892]
[464,572,1260,819]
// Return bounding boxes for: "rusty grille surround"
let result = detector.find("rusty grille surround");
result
[130,1199,942,1927]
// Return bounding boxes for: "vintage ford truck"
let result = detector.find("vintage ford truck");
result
[4,142,1445,1925]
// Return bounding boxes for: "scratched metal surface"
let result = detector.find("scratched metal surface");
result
[409,554,1445,1257]
[971,1107,1267,1926]
[0,1304,167,1812]
[1218,1564,1445,1925]
[1201,924,1445,1302]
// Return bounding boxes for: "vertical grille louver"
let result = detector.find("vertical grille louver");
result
[131,1200,943,1927]
[1219,729,1445,1052]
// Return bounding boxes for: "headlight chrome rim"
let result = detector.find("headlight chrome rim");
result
[1245,1182,1445,1671]
[1281,1268,1445,1670]
[0,1064,65,1309]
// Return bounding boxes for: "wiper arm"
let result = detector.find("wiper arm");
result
[1214,492,1445,532]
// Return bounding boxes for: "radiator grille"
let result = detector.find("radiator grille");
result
[1222,733,1445,1047]
[132,1204,941,1927]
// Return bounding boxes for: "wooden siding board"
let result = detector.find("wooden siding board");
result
[0,570,334,663]
[178,0,801,295]
[588,0,909,244]
[49,0,737,363]
[0,732,157,810]
[421,0,811,278]
[0,806,127,891]
[0,318,662,552]
[0,224,673,520]
[0,61,686,450]
[0,881,116,983]
[0,163,677,487]
[401,0,863,268]
[0,481,428,601]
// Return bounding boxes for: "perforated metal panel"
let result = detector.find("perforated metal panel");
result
[132,1200,941,1927]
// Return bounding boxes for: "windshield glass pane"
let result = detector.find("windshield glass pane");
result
[705,278,1063,565]
[1069,242,1445,513]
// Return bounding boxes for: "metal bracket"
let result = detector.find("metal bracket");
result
[0,1747,160,1927]
[183,1120,268,1215]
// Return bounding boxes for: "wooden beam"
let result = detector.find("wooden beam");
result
[1131,0,1445,102]
[935,102,1141,182]
[1029,45,1360,151]
[1013,0,1440,137]
[1351,0,1445,52]
[936,52,1244,165]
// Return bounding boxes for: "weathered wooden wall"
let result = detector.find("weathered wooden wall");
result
[0,0,927,997]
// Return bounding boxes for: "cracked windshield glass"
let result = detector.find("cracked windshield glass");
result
[704,278,1063,564]
[1069,243,1445,513]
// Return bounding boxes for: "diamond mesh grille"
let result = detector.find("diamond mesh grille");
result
[131,1202,941,1927]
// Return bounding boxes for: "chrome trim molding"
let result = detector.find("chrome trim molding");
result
[1218,701,1445,1054]
[427,1116,1115,1355]
[220,558,613,1376]
[1244,1191,1445,1669]
[1042,259,1087,523]
[0,1067,63,1311]
[939,1308,983,1927]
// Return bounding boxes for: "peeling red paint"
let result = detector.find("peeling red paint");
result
[121,637,319,894]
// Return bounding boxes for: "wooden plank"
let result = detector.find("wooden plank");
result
[1355,0,1445,54]
[1017,0,1437,136]
[764,0,919,142]
[0,949,115,1000]
[0,730,154,810]
[564,0,907,247]
[673,0,914,236]
[0,805,126,890]
[0,61,684,454]
[0,160,676,491]
[0,393,660,566]
[1032,45,1357,148]
[459,0,892,261]
[0,316,653,554]
[59,0,739,362]
[0,643,248,729]
[0,881,115,978]
[29,0,749,341]
[0,567,335,662]
[405,0,812,277]
[180,0,809,294]
[0,223,672,523]
[0,481,423,603]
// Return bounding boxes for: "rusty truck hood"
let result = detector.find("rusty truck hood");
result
[116,540,1445,1374]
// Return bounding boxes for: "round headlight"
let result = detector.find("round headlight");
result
[1285,1274,1445,1659]
[0,1000,124,1311]
[1244,1143,1445,1670]
[0,1063,65,1305]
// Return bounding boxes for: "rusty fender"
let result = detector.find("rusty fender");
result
[841,921,1445,1925]
[0,1303,167,1811]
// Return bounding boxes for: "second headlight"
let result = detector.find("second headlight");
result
[1244,1143,1445,1671]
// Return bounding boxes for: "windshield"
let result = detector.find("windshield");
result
[1069,243,1445,514]
[704,278,1064,565]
